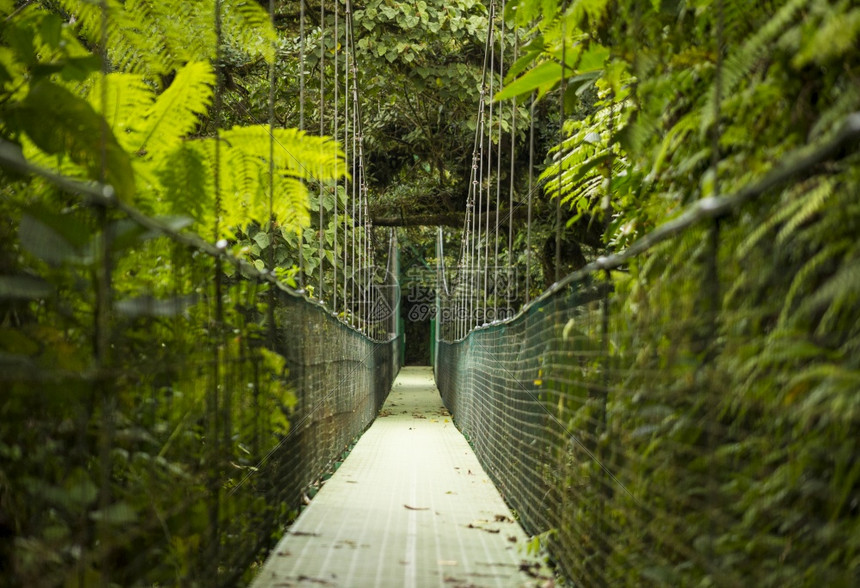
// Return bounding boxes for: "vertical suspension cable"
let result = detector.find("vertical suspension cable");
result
[318,0,325,299]
[476,104,484,328]
[555,26,566,284]
[300,0,305,131]
[347,2,358,327]
[350,84,357,326]
[483,1,495,322]
[508,28,517,308]
[493,0,505,321]
[526,91,534,304]
[267,0,276,257]
[343,1,350,317]
[332,0,339,310]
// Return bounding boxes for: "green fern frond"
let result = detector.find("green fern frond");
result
[134,61,215,158]
[809,83,860,141]
[126,0,213,67]
[154,142,212,222]
[87,73,154,153]
[57,0,169,76]
[222,0,277,64]
[700,0,809,136]
[541,99,627,221]
[169,125,331,238]
[19,135,82,178]
[735,178,817,258]
[778,239,850,327]
[219,126,346,181]
[273,174,310,235]
[775,177,834,245]
[792,5,860,68]
[802,260,860,335]
[218,143,259,231]
[57,0,274,81]
[652,111,699,177]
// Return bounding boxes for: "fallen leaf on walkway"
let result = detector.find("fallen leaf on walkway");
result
[404,504,430,511]
[296,575,333,585]
[466,523,501,534]
[494,514,513,523]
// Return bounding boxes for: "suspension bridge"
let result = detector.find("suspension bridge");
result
[2,0,859,586]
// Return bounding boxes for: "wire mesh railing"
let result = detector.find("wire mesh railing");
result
[0,158,400,586]
[436,113,860,585]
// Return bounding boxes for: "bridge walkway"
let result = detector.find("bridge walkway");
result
[250,366,551,587]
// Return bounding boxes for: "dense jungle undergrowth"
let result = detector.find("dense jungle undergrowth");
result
[1,0,859,585]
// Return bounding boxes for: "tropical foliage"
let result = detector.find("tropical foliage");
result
[451,0,860,583]
[0,0,348,584]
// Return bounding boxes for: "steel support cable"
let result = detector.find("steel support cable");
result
[346,3,370,332]
[332,0,339,308]
[555,25,566,284]
[267,0,276,255]
[493,0,505,322]
[508,26,517,297]
[343,12,350,318]
[464,0,495,334]
[460,185,474,339]
[484,0,496,322]
[526,91,534,304]
[317,0,325,299]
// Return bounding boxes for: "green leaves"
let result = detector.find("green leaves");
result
[18,205,94,266]
[495,60,562,102]
[494,43,608,102]
[133,61,215,159]
[15,81,136,201]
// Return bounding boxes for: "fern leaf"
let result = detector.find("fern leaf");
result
[134,61,215,159]
[778,239,850,327]
[735,178,817,258]
[273,174,310,235]
[776,177,834,245]
[57,0,168,76]
[88,73,155,153]
[219,126,346,181]
[799,260,860,326]
[222,0,278,64]
[700,0,809,136]
[793,6,860,68]
[155,142,212,223]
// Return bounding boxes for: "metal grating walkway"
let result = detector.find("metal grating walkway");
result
[250,366,551,587]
